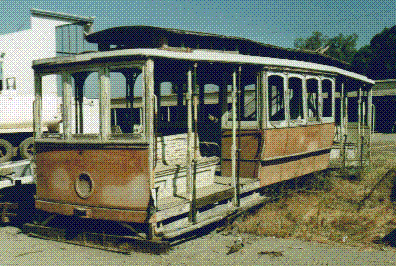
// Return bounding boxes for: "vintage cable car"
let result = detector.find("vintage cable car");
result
[28,26,374,251]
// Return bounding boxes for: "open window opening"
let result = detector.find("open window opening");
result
[155,62,189,137]
[6,77,16,90]
[71,71,100,137]
[226,68,259,127]
[268,75,285,126]
[322,79,333,120]
[36,74,63,137]
[307,78,319,122]
[109,67,143,138]
[289,77,304,123]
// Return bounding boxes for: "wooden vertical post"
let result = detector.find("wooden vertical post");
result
[186,67,193,204]
[62,72,73,140]
[99,67,111,141]
[261,70,268,129]
[188,63,198,223]
[367,85,373,166]
[284,74,290,126]
[318,78,323,120]
[340,82,345,168]
[331,78,336,119]
[231,69,239,207]
[33,73,43,139]
[144,59,155,178]
[358,86,362,167]
[302,76,308,124]
[144,59,156,235]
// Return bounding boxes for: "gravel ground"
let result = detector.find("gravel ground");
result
[0,225,395,266]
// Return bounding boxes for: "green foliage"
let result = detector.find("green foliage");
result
[326,33,358,63]
[367,26,396,79]
[294,31,358,63]
[294,31,329,51]
[350,45,372,76]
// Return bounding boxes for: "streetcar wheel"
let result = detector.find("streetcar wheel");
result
[0,139,13,163]
[19,137,35,160]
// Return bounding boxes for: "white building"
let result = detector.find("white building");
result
[0,9,95,162]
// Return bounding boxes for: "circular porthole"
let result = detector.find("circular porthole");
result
[75,173,94,199]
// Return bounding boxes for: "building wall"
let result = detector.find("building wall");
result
[0,15,72,97]
[372,80,396,133]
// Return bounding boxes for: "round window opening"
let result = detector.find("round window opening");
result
[75,173,93,199]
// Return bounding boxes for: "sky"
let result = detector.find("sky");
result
[1,0,396,50]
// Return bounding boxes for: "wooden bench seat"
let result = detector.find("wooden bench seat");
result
[154,133,219,199]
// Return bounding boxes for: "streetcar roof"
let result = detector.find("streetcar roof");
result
[33,47,375,84]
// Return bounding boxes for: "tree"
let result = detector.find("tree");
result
[294,31,358,63]
[294,31,329,51]
[326,33,358,63]
[350,45,372,76]
[367,26,396,80]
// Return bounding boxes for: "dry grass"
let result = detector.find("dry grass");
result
[235,147,396,248]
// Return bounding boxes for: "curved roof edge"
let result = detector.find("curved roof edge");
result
[85,25,349,70]
[32,48,375,84]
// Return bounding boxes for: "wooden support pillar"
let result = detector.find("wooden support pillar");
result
[340,82,345,168]
[261,71,268,129]
[231,68,239,207]
[318,78,323,120]
[284,74,290,126]
[186,63,198,224]
[358,86,362,167]
[302,76,308,124]
[62,72,73,140]
[99,67,111,141]
[331,79,336,119]
[186,68,193,200]
[367,85,373,166]
[144,59,156,218]
[33,73,43,139]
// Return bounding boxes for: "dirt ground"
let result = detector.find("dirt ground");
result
[0,225,395,266]
[2,133,396,265]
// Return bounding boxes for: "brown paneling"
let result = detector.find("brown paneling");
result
[221,130,263,179]
[221,124,334,185]
[259,153,330,187]
[259,123,334,186]
[35,143,151,218]
[262,123,335,159]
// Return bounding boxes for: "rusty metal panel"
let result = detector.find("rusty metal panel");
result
[35,143,151,220]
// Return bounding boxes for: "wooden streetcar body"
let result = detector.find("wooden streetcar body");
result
[29,26,374,250]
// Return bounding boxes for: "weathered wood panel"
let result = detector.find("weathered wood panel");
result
[35,143,151,222]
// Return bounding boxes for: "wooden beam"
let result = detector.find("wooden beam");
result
[33,73,43,139]
[62,72,73,140]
